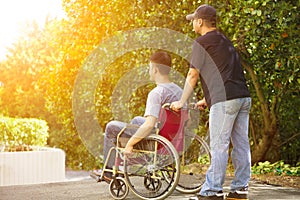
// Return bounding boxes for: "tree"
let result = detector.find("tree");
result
[41,0,196,168]
[216,0,299,163]
[0,21,55,119]
[2,0,296,168]
[42,0,299,167]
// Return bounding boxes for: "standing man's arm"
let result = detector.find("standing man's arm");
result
[171,68,199,111]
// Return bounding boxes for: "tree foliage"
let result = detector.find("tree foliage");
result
[0,21,51,118]
[0,0,299,169]
[216,0,299,163]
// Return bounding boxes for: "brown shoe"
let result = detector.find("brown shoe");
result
[189,192,224,200]
[226,187,248,200]
[90,169,112,184]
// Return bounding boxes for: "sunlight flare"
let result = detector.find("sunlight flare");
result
[0,0,64,60]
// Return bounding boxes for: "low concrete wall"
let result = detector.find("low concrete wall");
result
[0,147,65,186]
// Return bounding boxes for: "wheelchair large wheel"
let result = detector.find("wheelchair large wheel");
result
[109,177,129,200]
[176,133,211,194]
[124,134,180,200]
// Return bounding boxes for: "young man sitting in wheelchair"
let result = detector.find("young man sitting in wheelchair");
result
[91,51,185,183]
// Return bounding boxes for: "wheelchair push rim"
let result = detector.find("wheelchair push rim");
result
[123,134,180,200]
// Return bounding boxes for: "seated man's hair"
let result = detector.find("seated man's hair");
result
[150,51,171,75]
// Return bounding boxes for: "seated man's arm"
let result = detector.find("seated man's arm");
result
[124,115,156,155]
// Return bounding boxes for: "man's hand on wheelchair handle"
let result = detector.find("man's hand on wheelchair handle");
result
[170,101,184,112]
[196,98,207,110]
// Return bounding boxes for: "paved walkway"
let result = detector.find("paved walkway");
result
[0,170,299,200]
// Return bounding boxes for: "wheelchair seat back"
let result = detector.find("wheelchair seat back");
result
[158,108,189,153]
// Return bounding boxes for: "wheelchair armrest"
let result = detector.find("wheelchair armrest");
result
[116,124,139,148]
[125,124,140,129]
[118,137,129,148]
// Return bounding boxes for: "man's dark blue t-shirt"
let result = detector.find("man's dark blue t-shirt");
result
[190,30,250,108]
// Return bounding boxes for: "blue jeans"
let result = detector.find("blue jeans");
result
[103,117,146,168]
[200,97,251,196]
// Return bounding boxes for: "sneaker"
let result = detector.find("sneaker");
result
[226,187,248,200]
[189,192,224,200]
[90,169,112,184]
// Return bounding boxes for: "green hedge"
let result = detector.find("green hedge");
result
[0,117,49,151]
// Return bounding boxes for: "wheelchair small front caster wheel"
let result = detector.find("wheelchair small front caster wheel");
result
[109,177,129,200]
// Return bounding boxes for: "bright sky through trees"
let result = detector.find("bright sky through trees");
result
[0,0,64,60]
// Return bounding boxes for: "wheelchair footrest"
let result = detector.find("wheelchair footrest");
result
[90,170,113,184]
[90,173,101,182]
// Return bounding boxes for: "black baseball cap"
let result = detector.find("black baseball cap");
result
[186,4,216,21]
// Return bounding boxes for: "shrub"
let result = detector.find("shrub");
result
[252,161,300,176]
[0,117,49,151]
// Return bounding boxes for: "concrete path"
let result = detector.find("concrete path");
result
[0,170,299,200]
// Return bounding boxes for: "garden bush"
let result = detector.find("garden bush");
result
[0,117,49,151]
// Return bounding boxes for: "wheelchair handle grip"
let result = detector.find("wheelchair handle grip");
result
[162,102,198,110]
[162,103,171,109]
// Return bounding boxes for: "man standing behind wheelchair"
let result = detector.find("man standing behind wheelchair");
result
[171,4,251,200]
[92,51,183,183]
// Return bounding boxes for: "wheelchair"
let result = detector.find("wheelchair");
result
[91,103,210,199]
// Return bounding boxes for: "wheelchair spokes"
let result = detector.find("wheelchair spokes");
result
[177,133,211,193]
[124,134,179,200]
[109,177,129,200]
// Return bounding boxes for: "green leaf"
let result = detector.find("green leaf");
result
[256,18,261,25]
[257,10,262,16]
